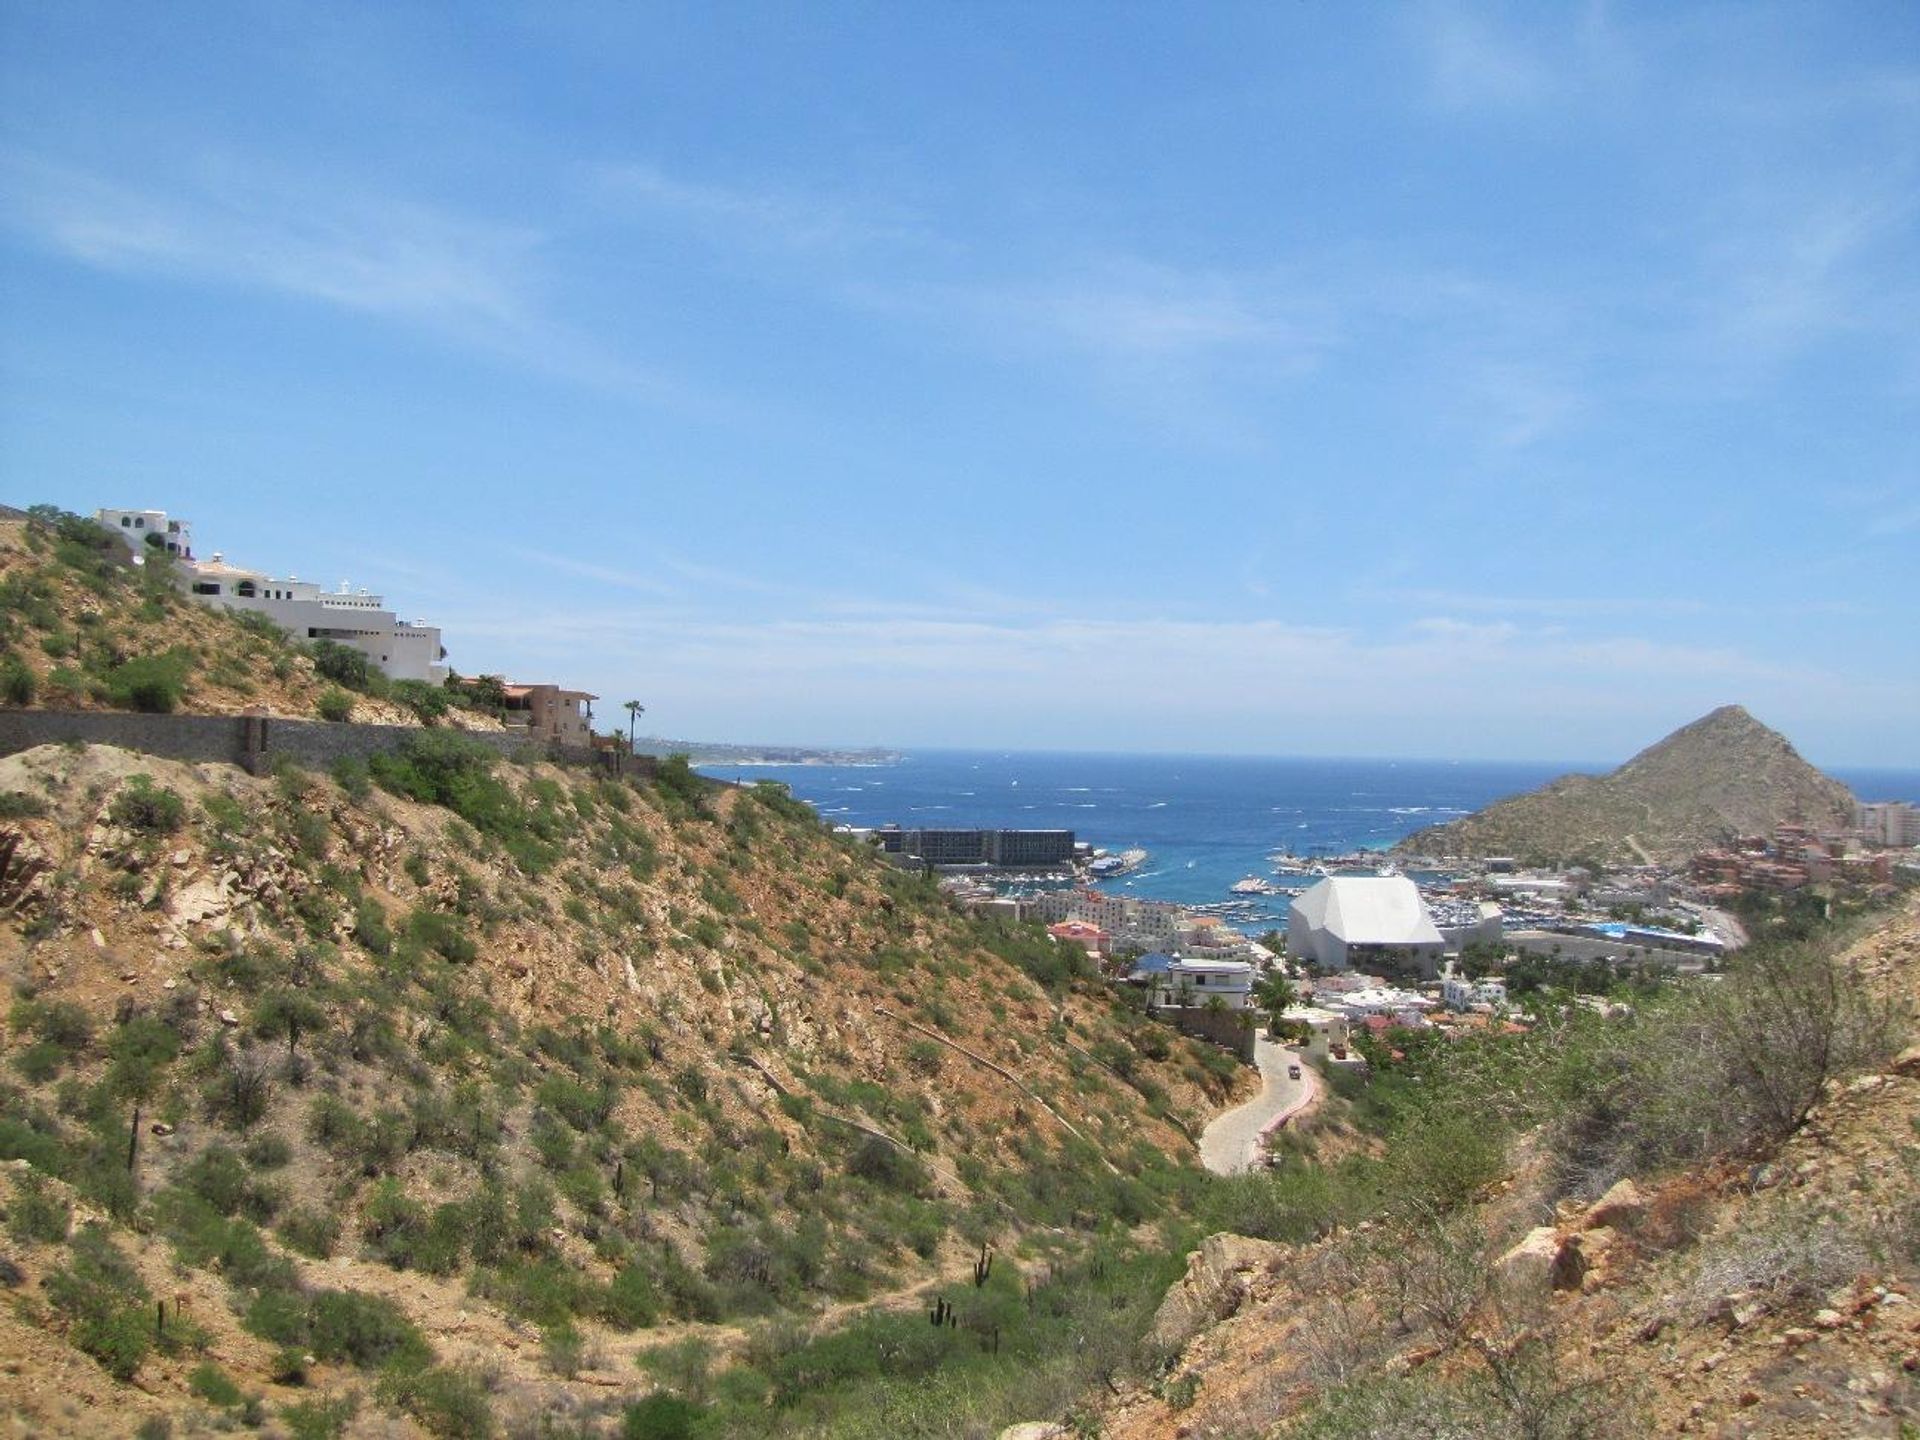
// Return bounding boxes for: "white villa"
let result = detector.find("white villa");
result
[1153,957,1254,1011]
[96,508,193,558]
[97,508,448,684]
[1441,967,1509,1012]
[1280,1004,1351,1059]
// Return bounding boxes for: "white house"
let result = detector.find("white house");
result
[1287,875,1447,976]
[1441,968,1508,1011]
[1154,957,1254,1011]
[184,555,447,684]
[98,509,448,685]
[96,508,193,558]
[1280,1004,1350,1059]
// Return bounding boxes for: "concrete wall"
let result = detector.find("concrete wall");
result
[1506,929,1711,974]
[0,708,655,780]
[1164,1004,1258,1063]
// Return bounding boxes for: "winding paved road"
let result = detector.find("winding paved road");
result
[1198,1035,1315,1175]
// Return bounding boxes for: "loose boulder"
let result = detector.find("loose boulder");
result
[1147,1233,1285,1356]
[1584,1178,1646,1232]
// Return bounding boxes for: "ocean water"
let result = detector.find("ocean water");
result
[697,751,1920,933]
[695,750,1547,929]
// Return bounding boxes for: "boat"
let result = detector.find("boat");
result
[1230,876,1276,896]
[1087,847,1149,879]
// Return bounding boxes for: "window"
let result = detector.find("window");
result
[193,582,221,595]
[236,581,256,598]
[120,516,132,527]
[134,517,145,528]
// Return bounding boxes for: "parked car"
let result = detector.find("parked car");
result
[1287,1064,1302,1080]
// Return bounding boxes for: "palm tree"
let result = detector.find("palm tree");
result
[623,700,645,752]
[1254,971,1296,1036]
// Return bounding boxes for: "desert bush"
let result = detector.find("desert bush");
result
[1205,1161,1359,1244]
[316,688,354,723]
[304,1288,432,1371]
[44,1223,152,1379]
[621,1394,704,1440]
[188,1361,244,1407]
[1544,933,1897,1192]
[104,651,190,713]
[280,1206,342,1259]
[109,775,185,833]
[0,657,35,707]
[1681,1198,1875,1317]
[379,1364,493,1438]
[310,641,374,692]
[406,909,476,963]
[6,1171,72,1243]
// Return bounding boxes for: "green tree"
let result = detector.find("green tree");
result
[1254,971,1297,1034]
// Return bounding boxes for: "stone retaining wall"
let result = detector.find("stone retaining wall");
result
[0,708,655,780]
[1165,1004,1259,1063]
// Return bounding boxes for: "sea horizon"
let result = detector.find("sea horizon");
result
[697,748,1920,933]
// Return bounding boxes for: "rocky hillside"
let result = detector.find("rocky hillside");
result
[1083,893,1920,1439]
[0,508,495,729]
[0,737,1240,1436]
[1398,705,1857,865]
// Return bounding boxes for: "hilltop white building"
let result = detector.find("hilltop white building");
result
[97,508,448,684]
[1287,875,1447,976]
[96,508,193,558]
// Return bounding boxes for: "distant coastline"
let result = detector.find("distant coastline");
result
[638,737,902,767]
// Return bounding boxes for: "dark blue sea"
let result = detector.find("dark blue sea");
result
[697,751,1920,934]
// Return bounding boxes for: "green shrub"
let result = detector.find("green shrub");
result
[622,1394,703,1440]
[188,1361,244,1406]
[44,1224,152,1379]
[307,1288,432,1371]
[601,1263,660,1329]
[180,1144,251,1216]
[406,909,475,963]
[362,1178,429,1270]
[105,651,190,713]
[0,656,35,707]
[542,1320,587,1378]
[352,897,393,955]
[106,1015,182,1098]
[391,680,452,725]
[316,688,354,723]
[380,1365,493,1438]
[330,755,372,800]
[280,1206,342,1259]
[310,641,374,692]
[7,1172,71,1243]
[281,1395,357,1440]
[109,775,185,833]
[0,788,47,818]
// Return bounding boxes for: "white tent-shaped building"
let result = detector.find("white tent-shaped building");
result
[1287,875,1446,976]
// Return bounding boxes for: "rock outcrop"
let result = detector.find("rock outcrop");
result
[1398,705,1856,864]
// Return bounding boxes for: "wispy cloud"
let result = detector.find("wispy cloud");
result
[1413,3,1552,110]
[0,150,674,395]
[592,161,929,253]
[509,549,680,597]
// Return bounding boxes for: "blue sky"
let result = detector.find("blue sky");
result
[2,3,1916,765]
